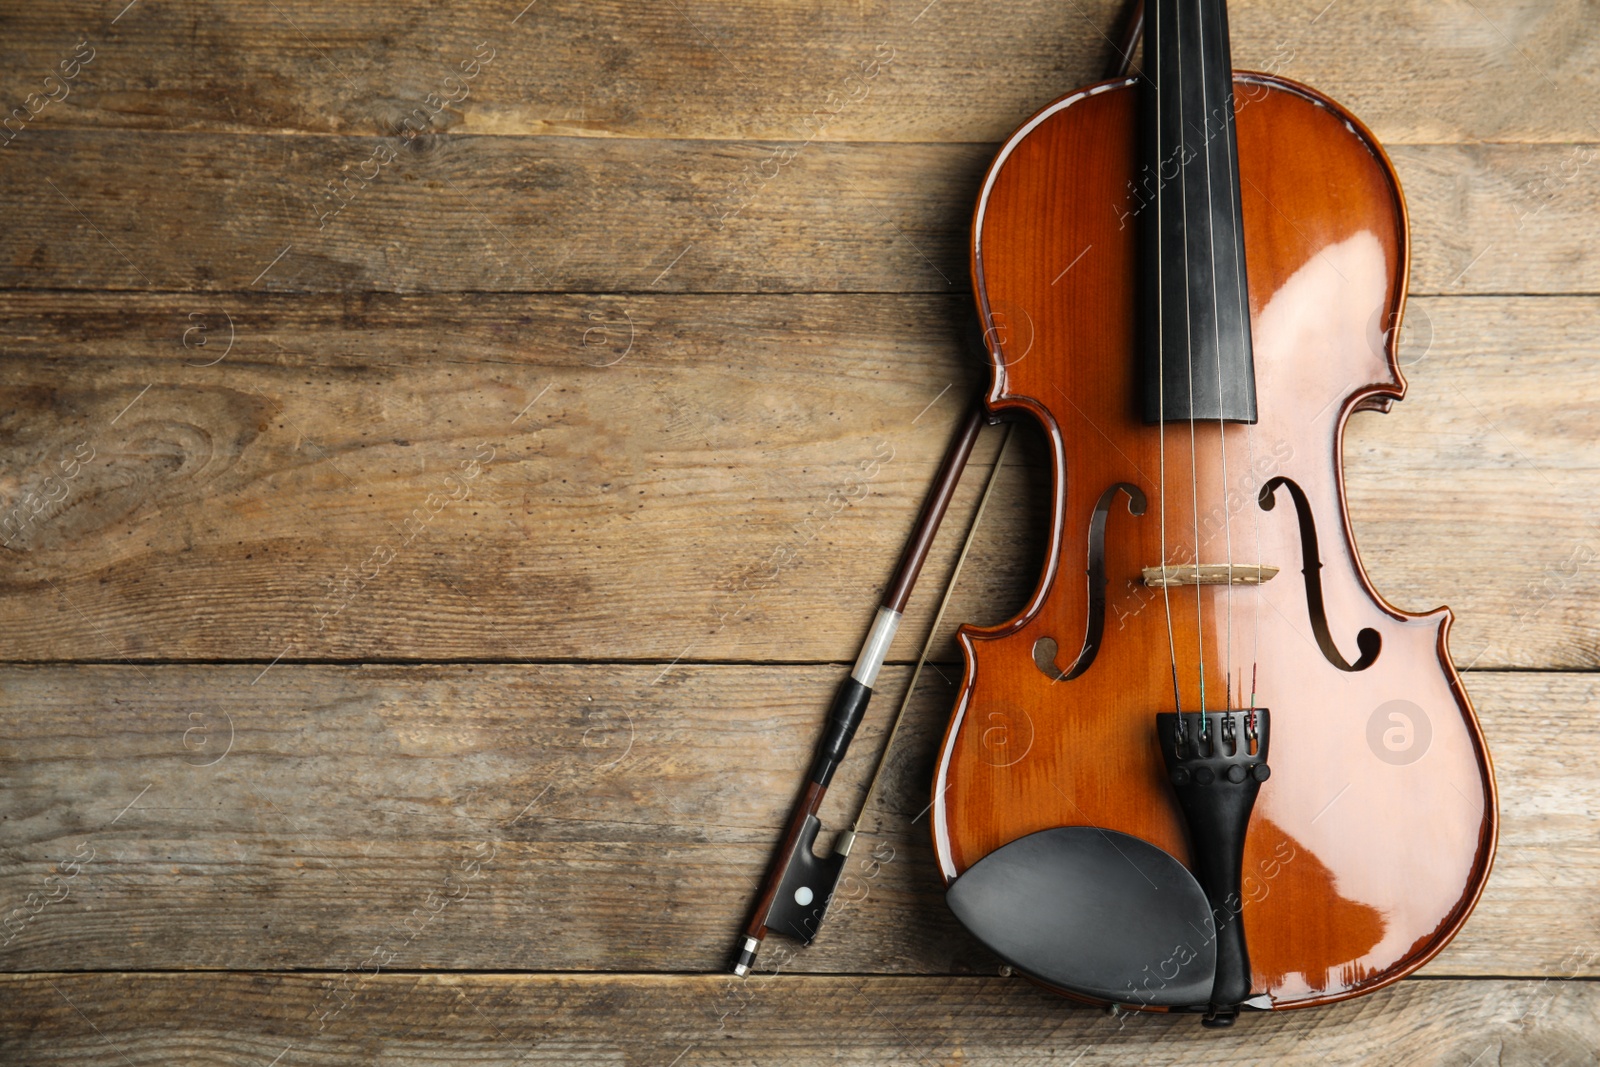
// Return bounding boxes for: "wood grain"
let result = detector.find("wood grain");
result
[0,665,1593,977]
[1,972,1596,1065]
[3,133,1599,294]
[2,1,1596,144]
[0,293,1593,670]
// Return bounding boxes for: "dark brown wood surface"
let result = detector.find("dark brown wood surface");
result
[1,0,1597,1062]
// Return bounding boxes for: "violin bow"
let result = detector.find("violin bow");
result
[731,0,1147,978]
[732,397,991,976]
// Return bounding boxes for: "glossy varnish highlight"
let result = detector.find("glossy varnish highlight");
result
[933,74,1497,1010]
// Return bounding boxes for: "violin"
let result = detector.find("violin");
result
[935,0,1498,1023]
[736,0,1497,1027]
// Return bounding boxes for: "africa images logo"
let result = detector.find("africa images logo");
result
[1366,700,1433,766]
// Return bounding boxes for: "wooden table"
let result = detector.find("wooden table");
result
[2,1,1597,1062]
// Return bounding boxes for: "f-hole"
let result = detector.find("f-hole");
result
[1259,476,1381,672]
[1035,482,1146,681]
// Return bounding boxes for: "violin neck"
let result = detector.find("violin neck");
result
[1138,0,1259,425]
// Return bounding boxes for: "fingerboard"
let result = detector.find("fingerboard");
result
[1138,0,1258,424]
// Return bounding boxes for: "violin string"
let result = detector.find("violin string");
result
[1174,0,1209,722]
[1194,0,1235,711]
[1154,0,1181,717]
[1246,422,1262,711]
[1222,38,1262,717]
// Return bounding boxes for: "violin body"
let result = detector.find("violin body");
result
[933,73,1497,1011]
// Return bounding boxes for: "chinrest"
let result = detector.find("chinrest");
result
[945,826,1216,1007]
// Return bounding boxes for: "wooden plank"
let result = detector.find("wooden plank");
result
[3,1,1597,144]
[0,665,1593,976]
[3,130,986,293]
[1,973,1596,1064]
[0,292,1593,669]
[2,133,1598,295]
